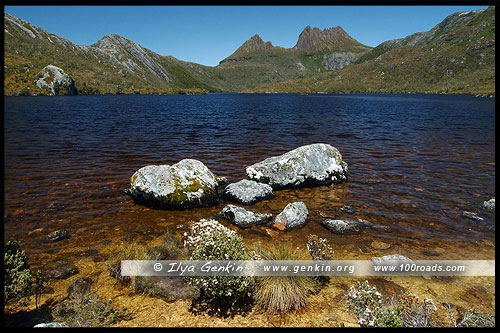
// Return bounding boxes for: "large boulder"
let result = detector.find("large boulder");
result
[126,159,219,209]
[35,65,76,95]
[219,204,272,228]
[272,202,309,231]
[223,179,273,205]
[246,143,348,189]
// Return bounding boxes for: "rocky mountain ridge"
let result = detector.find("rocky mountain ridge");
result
[4,7,495,96]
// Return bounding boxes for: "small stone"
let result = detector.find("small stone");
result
[336,205,356,214]
[462,211,484,221]
[483,198,495,211]
[223,179,273,205]
[272,202,308,231]
[220,204,272,228]
[46,229,70,242]
[263,227,279,239]
[321,219,365,235]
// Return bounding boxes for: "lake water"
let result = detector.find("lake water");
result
[3,93,495,268]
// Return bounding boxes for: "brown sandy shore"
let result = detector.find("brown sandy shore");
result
[4,229,495,327]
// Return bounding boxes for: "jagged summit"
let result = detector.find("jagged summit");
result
[221,34,276,62]
[293,25,371,53]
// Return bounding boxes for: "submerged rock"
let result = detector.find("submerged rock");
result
[371,254,414,270]
[219,204,272,228]
[272,202,309,231]
[46,260,79,280]
[483,198,495,211]
[126,159,219,209]
[223,179,273,205]
[321,218,365,235]
[461,211,484,221]
[246,143,348,189]
[46,229,70,242]
[336,205,356,214]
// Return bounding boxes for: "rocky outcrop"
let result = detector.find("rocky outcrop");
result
[219,204,272,228]
[483,198,495,211]
[36,65,76,95]
[321,218,365,235]
[126,159,219,209]
[246,143,348,189]
[321,52,363,70]
[223,179,273,205]
[272,202,308,231]
[294,26,371,53]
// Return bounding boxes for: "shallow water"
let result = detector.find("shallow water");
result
[4,93,495,268]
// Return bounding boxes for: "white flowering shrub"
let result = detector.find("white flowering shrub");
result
[306,234,335,260]
[184,219,253,308]
[346,280,383,327]
[346,281,440,327]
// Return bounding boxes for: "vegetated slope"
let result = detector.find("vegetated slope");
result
[248,7,495,96]
[4,13,224,95]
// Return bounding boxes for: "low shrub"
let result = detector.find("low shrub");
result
[444,304,495,328]
[4,239,33,304]
[184,219,254,315]
[253,242,318,314]
[51,281,130,327]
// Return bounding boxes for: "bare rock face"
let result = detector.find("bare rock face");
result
[246,143,348,189]
[223,179,273,205]
[126,159,219,209]
[293,26,370,53]
[272,202,309,231]
[220,204,272,228]
[35,65,76,95]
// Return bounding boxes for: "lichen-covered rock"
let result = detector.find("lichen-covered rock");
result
[220,204,272,228]
[272,202,309,231]
[35,65,76,95]
[483,198,495,211]
[246,143,348,189]
[223,179,273,205]
[321,218,365,235]
[126,159,219,209]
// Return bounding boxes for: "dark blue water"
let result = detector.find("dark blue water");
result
[3,93,495,260]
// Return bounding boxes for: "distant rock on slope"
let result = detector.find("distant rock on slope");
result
[36,65,76,95]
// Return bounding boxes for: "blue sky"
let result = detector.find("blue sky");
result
[4,5,489,67]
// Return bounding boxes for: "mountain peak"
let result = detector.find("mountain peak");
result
[294,25,369,53]
[221,34,275,62]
